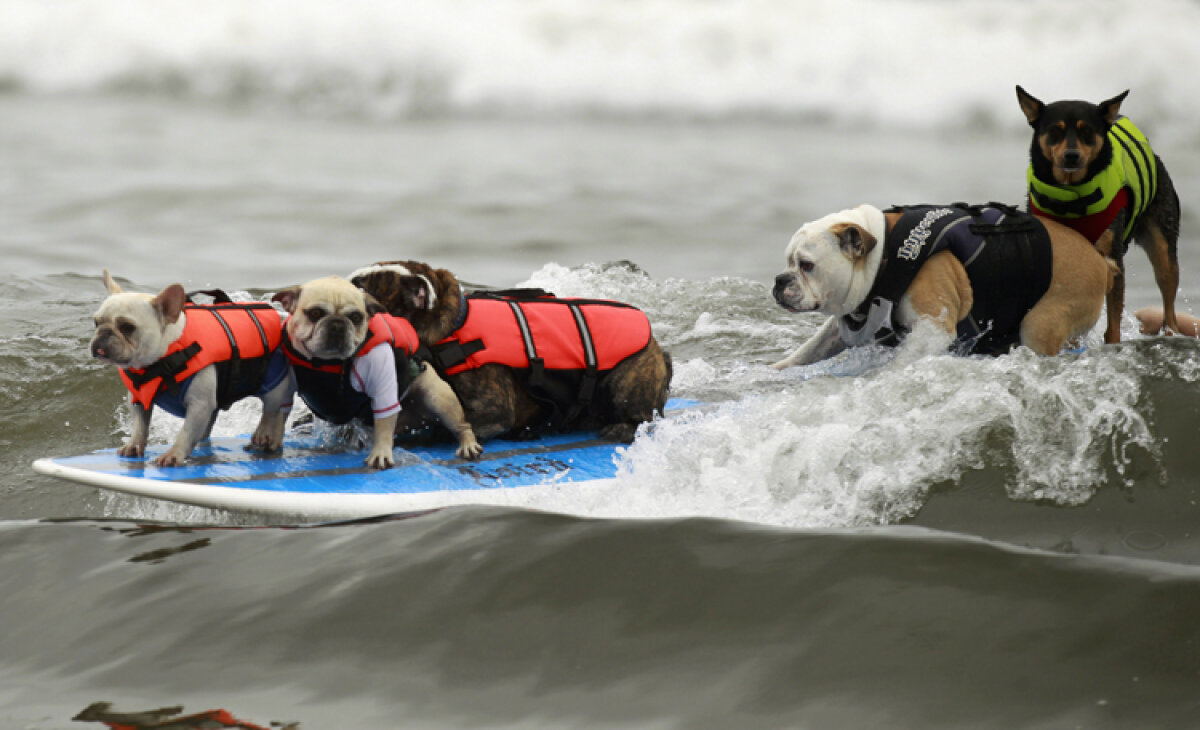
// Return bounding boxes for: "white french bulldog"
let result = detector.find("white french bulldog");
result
[770,203,1115,369]
[90,271,293,466]
[273,276,482,469]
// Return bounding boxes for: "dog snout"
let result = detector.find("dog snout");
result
[90,333,114,360]
[773,272,794,299]
[1062,148,1083,169]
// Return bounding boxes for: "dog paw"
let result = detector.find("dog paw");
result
[598,423,639,443]
[153,451,187,467]
[246,432,283,453]
[116,442,146,459]
[244,439,281,454]
[366,449,396,470]
[457,441,484,461]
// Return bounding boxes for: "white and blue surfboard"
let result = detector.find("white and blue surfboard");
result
[33,399,697,519]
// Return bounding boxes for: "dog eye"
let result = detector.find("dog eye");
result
[346,311,364,326]
[1047,124,1066,144]
[1076,123,1095,144]
[798,261,814,273]
[305,307,325,322]
[118,322,136,337]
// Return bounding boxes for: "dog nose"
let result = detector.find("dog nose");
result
[1063,149,1082,167]
[774,272,793,295]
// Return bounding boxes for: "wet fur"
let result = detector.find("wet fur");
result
[351,260,672,443]
[771,205,1117,368]
[1017,86,1182,341]
[90,271,292,466]
[273,276,481,466]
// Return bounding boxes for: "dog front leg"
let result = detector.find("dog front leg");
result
[367,413,398,469]
[412,365,482,460]
[118,401,151,458]
[157,367,219,467]
[771,316,847,370]
[249,378,294,453]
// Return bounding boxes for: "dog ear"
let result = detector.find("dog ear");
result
[271,286,302,313]
[1099,90,1129,126]
[102,269,124,295]
[362,290,387,317]
[1015,85,1043,126]
[153,283,187,324]
[433,267,458,299]
[834,223,875,259]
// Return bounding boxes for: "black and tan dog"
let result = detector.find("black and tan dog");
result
[349,261,672,443]
[1017,86,1181,341]
[771,203,1116,368]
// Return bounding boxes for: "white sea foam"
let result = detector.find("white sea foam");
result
[113,266,1178,528]
[3,0,1196,134]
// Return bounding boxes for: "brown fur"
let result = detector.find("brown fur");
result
[882,211,1116,353]
[351,260,672,443]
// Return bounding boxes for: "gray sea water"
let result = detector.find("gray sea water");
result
[6,0,1200,725]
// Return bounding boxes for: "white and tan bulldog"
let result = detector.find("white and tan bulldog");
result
[273,276,481,468]
[770,203,1118,369]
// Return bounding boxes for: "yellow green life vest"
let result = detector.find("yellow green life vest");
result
[1027,117,1157,245]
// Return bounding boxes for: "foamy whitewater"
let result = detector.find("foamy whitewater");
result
[3,0,1200,136]
[121,263,1171,532]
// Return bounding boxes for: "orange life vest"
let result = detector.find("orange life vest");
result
[118,303,285,416]
[426,292,653,427]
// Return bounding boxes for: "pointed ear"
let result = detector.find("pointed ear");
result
[102,269,124,295]
[153,283,187,324]
[1016,85,1043,126]
[271,286,302,313]
[362,290,386,316]
[833,223,875,259]
[1099,90,1129,125]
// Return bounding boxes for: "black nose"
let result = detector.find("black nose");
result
[774,272,793,290]
[1063,149,1082,167]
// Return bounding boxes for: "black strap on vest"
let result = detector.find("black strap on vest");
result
[427,292,606,427]
[122,342,203,396]
[128,301,277,409]
[507,300,546,395]
[186,289,235,304]
[1028,185,1103,218]
[566,304,598,422]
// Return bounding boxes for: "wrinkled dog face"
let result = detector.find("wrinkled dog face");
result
[348,262,438,317]
[273,276,374,360]
[772,208,880,317]
[90,271,187,370]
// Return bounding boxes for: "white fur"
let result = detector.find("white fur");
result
[92,273,292,466]
[776,204,887,317]
[771,205,888,370]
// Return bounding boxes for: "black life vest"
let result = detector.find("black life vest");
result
[283,313,420,425]
[425,290,654,428]
[119,299,287,417]
[840,202,1053,355]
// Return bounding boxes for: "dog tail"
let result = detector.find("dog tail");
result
[1103,257,1120,293]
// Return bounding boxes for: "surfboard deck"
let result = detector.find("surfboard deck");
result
[33,399,697,519]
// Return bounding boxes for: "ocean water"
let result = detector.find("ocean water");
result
[4,1,1200,728]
